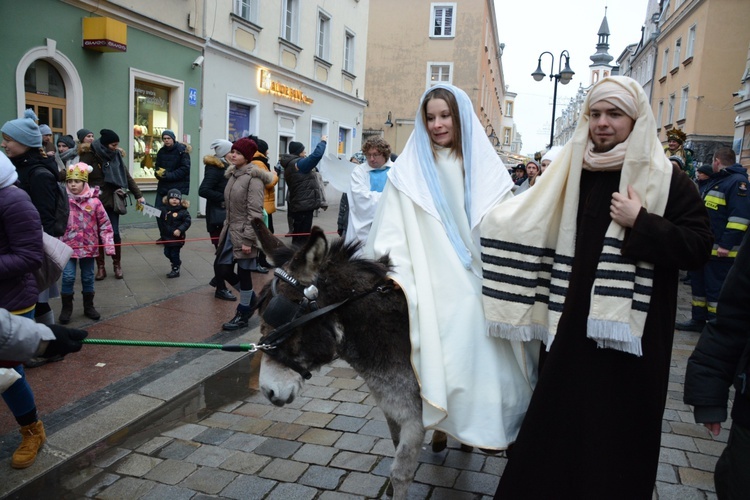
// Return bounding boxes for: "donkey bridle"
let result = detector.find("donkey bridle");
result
[257,267,394,380]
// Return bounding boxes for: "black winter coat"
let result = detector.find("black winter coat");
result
[159,200,191,248]
[198,155,228,230]
[279,154,321,213]
[156,143,191,195]
[685,230,750,429]
[11,149,59,235]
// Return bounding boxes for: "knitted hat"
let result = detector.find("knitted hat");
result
[289,141,305,155]
[232,137,258,161]
[39,124,52,136]
[77,128,93,142]
[697,165,713,177]
[255,138,269,155]
[162,129,176,141]
[668,155,685,169]
[526,160,540,169]
[57,134,76,149]
[1,109,42,148]
[167,188,182,200]
[66,162,93,182]
[0,151,18,189]
[99,129,120,146]
[210,139,232,158]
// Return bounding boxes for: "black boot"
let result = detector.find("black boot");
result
[222,304,253,331]
[82,292,101,320]
[166,266,180,278]
[58,294,74,325]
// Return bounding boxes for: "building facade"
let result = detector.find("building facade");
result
[1,0,203,223]
[733,43,750,168]
[650,0,750,164]
[198,0,369,212]
[1,0,369,219]
[362,0,510,156]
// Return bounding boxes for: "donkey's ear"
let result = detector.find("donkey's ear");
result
[289,226,328,281]
[251,217,292,266]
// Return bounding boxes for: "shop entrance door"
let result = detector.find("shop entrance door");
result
[26,93,66,142]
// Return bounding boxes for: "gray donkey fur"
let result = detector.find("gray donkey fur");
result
[254,222,424,499]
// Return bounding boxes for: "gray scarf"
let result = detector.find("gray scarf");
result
[92,140,128,189]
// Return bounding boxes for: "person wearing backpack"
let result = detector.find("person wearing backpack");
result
[1,109,63,331]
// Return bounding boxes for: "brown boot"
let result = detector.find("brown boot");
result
[82,292,100,320]
[95,247,106,280]
[112,245,123,279]
[58,293,74,324]
[12,420,46,469]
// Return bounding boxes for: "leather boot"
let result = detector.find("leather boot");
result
[222,304,253,331]
[58,293,74,324]
[166,266,180,279]
[12,420,46,469]
[82,292,100,320]
[112,246,123,279]
[95,247,106,280]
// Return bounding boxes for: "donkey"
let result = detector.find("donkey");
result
[252,221,424,499]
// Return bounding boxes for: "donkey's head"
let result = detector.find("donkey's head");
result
[253,221,390,406]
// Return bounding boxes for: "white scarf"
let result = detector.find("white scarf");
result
[481,76,673,356]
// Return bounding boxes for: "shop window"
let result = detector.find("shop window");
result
[228,101,252,142]
[133,81,171,180]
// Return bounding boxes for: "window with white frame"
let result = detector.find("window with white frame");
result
[427,63,452,87]
[505,101,513,117]
[503,128,511,146]
[687,25,696,59]
[430,3,456,38]
[668,93,675,123]
[234,0,257,23]
[673,38,681,68]
[661,48,669,77]
[317,10,331,60]
[282,0,299,44]
[680,86,689,120]
[344,30,355,73]
[657,100,664,126]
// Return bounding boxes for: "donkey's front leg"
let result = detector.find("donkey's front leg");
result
[389,419,425,500]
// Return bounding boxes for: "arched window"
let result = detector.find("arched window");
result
[24,60,67,138]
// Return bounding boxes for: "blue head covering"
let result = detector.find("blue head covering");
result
[1,109,42,148]
[413,84,476,269]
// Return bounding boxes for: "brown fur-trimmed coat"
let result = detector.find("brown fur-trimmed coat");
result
[218,162,274,260]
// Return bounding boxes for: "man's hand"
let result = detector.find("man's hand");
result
[43,325,88,358]
[704,422,722,436]
[155,168,166,178]
[610,185,642,228]
[321,135,328,143]
[716,246,730,258]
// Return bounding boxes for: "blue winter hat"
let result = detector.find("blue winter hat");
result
[1,109,42,148]
[38,124,52,135]
[162,129,176,141]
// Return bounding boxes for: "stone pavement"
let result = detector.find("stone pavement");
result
[0,188,730,499]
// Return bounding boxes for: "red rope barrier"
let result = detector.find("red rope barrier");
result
[64,230,340,250]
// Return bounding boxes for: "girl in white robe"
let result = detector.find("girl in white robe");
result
[365,85,539,449]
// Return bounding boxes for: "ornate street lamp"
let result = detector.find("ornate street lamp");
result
[532,50,575,148]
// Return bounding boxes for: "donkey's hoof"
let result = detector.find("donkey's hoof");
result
[431,431,447,452]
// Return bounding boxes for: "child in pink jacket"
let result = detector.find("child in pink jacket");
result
[59,162,114,323]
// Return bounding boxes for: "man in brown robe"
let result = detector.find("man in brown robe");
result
[481,77,713,499]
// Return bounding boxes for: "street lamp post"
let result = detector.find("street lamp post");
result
[531,50,575,148]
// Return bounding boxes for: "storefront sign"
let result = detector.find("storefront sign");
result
[259,70,313,104]
[82,17,127,53]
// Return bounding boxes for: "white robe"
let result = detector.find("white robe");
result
[344,161,392,246]
[367,149,538,449]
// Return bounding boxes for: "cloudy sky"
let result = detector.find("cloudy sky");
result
[495,0,650,156]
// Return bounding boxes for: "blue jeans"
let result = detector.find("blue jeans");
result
[105,208,121,244]
[2,309,36,420]
[61,257,96,294]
